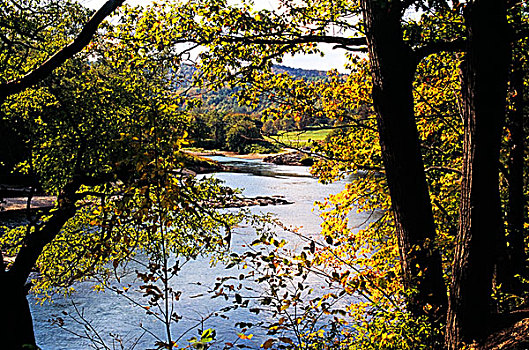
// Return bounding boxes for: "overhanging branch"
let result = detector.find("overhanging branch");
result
[414,38,466,62]
[0,0,124,102]
[218,34,367,48]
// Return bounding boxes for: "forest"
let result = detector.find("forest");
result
[0,0,528,349]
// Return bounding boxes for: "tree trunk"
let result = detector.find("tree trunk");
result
[0,275,37,349]
[446,1,511,348]
[503,22,527,296]
[361,0,447,325]
[0,179,80,347]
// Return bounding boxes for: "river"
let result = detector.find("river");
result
[30,156,375,349]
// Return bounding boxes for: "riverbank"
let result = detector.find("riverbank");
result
[0,192,294,215]
[0,151,310,214]
[183,149,288,160]
[184,149,314,165]
[1,196,55,216]
[0,153,294,214]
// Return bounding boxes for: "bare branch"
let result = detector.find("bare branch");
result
[332,44,368,52]
[414,38,466,62]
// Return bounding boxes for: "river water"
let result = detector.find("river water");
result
[30,156,374,349]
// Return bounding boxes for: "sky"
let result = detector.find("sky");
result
[81,0,351,72]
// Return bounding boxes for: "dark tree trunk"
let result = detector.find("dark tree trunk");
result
[0,275,36,349]
[503,25,527,296]
[446,1,511,348]
[0,179,80,347]
[361,0,447,324]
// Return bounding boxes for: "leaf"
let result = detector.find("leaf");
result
[237,333,253,340]
[262,339,276,349]
[278,337,293,345]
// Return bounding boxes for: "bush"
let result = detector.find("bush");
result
[244,143,280,154]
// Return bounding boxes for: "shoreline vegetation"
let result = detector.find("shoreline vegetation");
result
[0,150,302,214]
[184,149,314,166]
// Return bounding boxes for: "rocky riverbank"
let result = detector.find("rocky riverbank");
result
[183,149,285,160]
[0,154,299,215]
[181,152,229,174]
[0,194,293,218]
[1,196,55,217]
[209,195,293,208]
[263,151,314,166]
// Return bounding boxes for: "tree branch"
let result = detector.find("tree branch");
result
[9,179,82,286]
[218,34,366,48]
[332,44,368,52]
[0,0,124,102]
[425,166,462,175]
[0,251,5,275]
[414,38,466,62]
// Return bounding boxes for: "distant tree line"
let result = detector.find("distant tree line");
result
[188,111,279,153]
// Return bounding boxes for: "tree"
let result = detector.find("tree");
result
[0,3,238,348]
[167,0,455,331]
[359,0,448,324]
[0,0,125,102]
[159,0,528,347]
[446,1,513,347]
[499,1,528,297]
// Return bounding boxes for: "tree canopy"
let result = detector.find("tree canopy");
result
[0,2,242,348]
[0,0,528,349]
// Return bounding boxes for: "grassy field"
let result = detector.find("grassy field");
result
[267,128,331,147]
[184,128,332,154]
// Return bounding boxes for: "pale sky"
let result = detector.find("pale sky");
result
[81,0,351,72]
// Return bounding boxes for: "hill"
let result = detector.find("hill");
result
[271,65,328,79]
[180,64,329,114]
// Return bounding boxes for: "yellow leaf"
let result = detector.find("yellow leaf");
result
[237,333,253,340]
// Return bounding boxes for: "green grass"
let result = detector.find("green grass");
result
[266,128,331,147]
